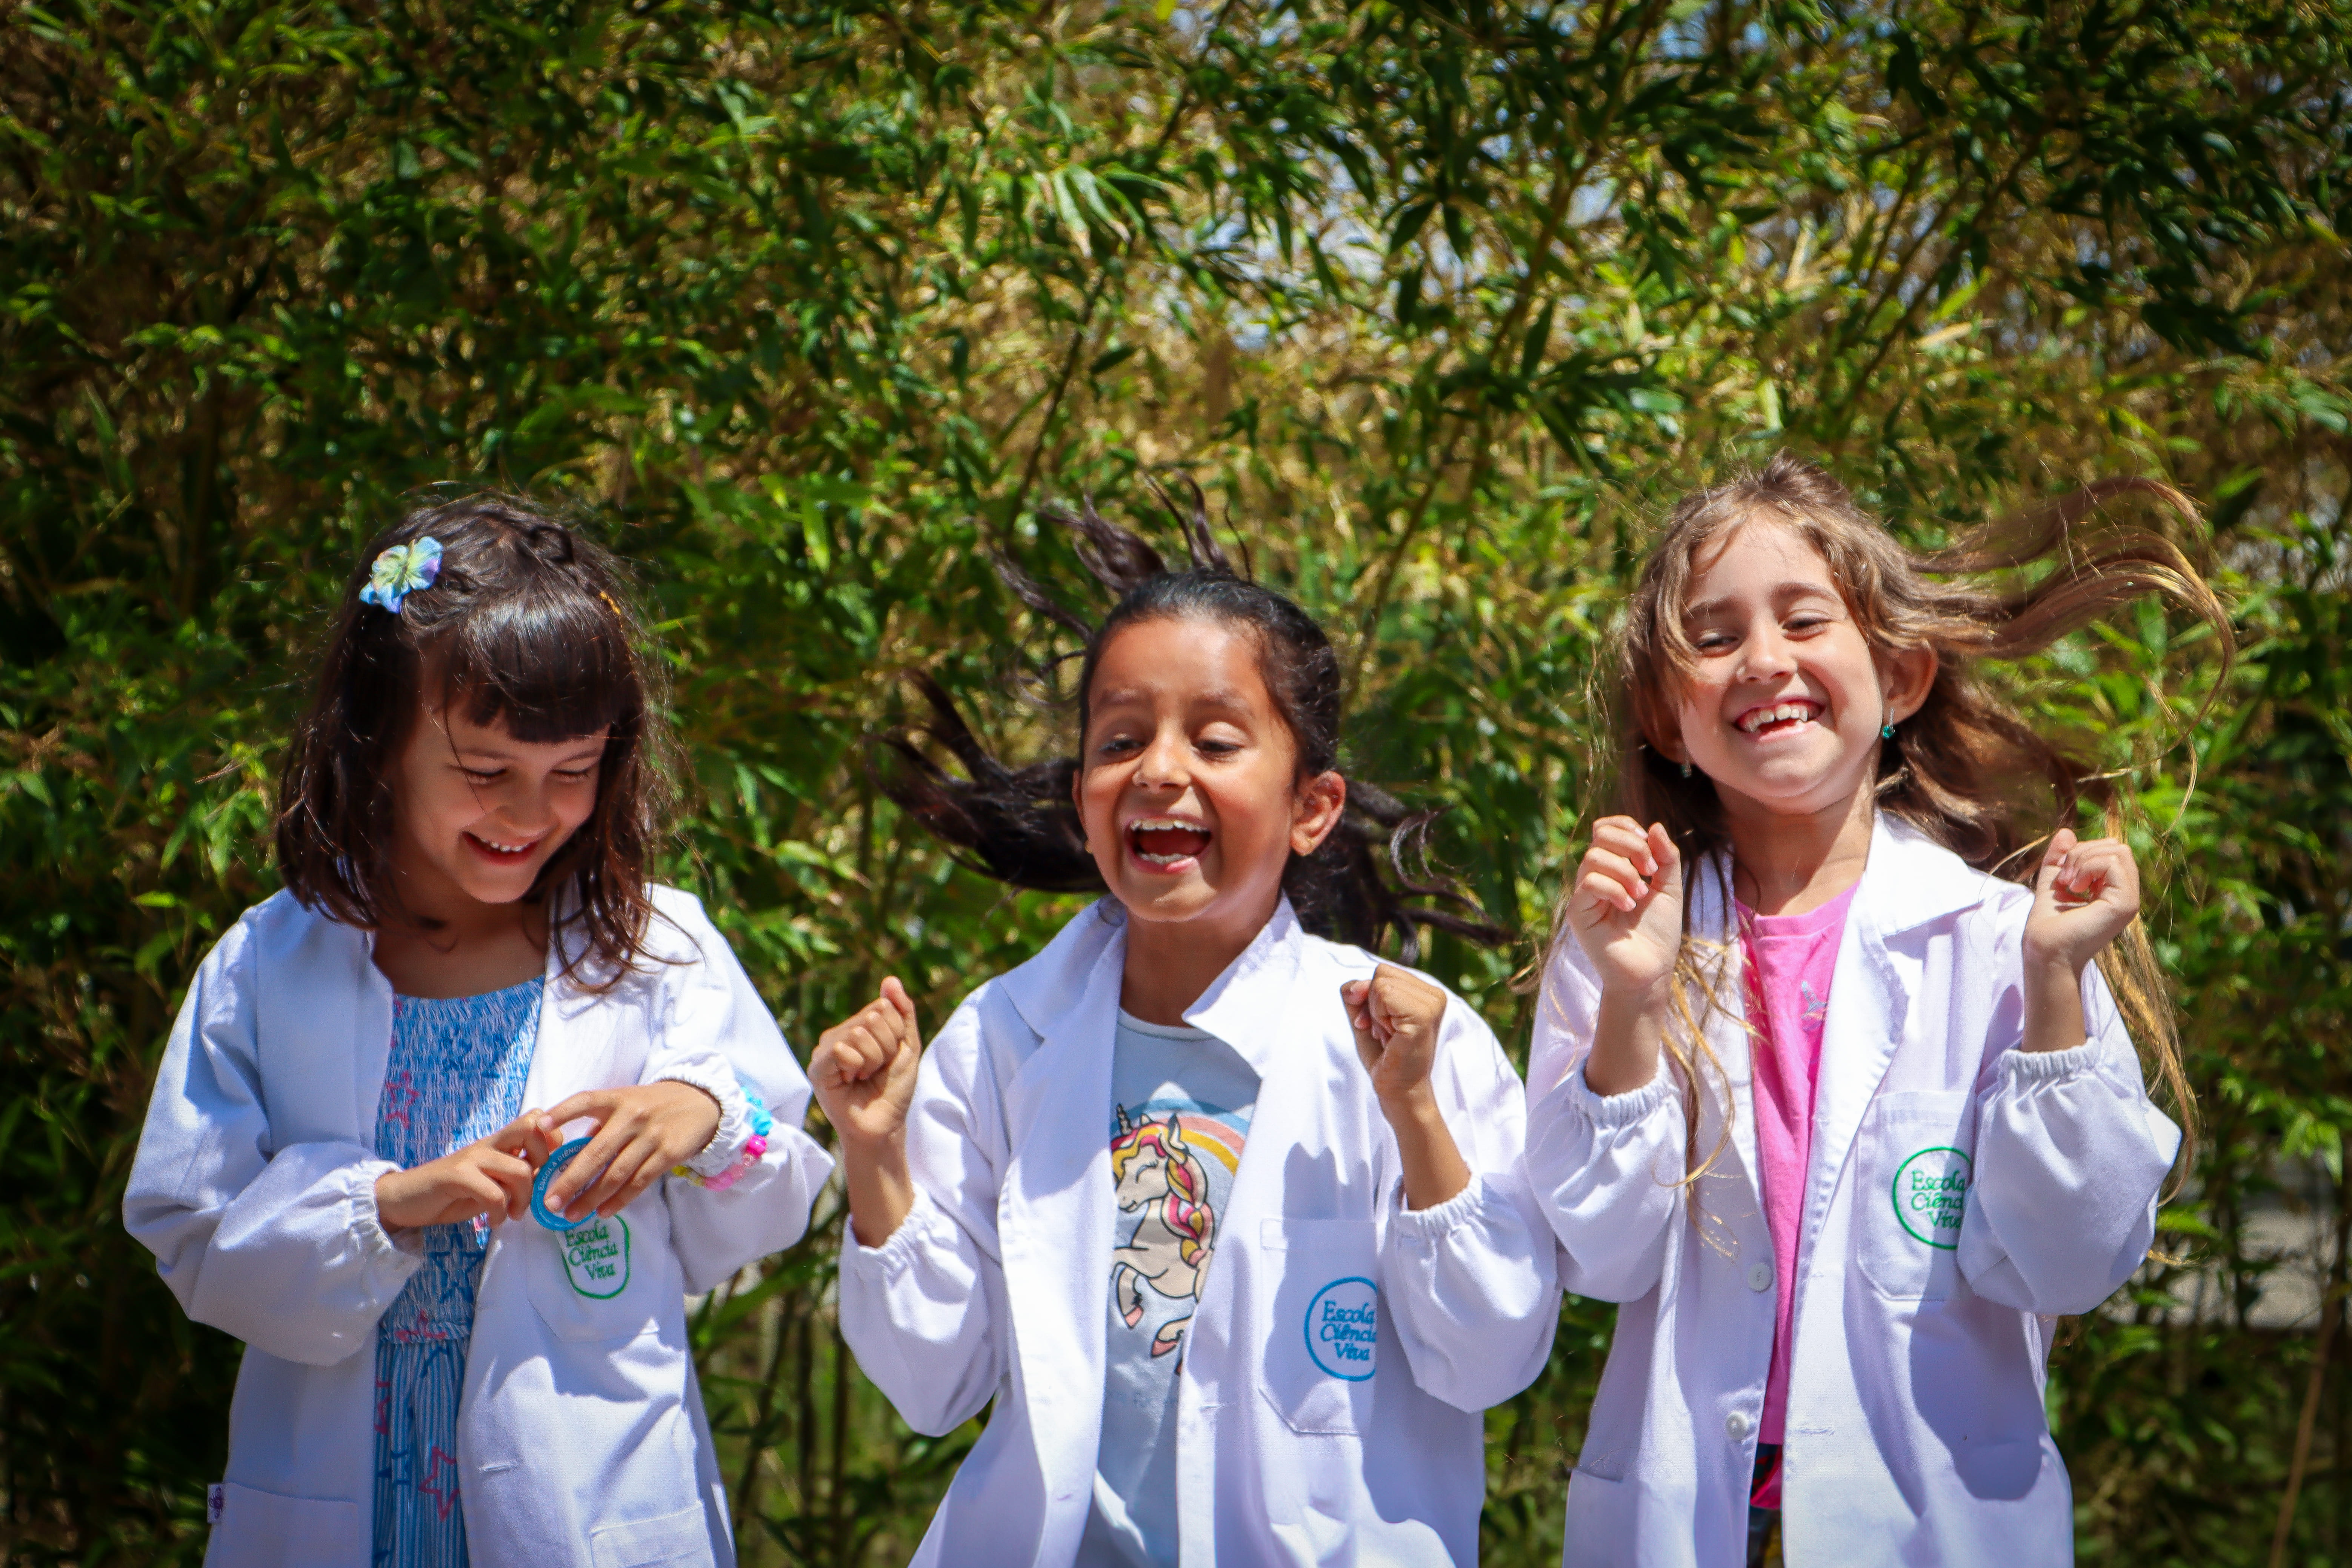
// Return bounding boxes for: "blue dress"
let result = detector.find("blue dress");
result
[371,979,542,1568]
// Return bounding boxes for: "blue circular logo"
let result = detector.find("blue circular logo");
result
[1303,1276,1380,1381]
[531,1137,598,1231]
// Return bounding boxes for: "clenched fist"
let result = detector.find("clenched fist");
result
[1341,965,1470,1211]
[1342,964,1450,1110]
[809,976,924,1150]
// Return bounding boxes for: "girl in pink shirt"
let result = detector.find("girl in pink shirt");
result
[1526,455,2228,1568]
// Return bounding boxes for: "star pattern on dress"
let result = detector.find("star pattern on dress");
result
[417,1446,463,1522]
[371,978,540,1568]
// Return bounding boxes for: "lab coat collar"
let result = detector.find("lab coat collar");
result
[994,896,1309,1082]
[1692,812,1994,945]
[1181,898,1308,1079]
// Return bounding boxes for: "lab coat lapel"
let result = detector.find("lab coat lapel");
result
[997,903,1123,1556]
[1803,816,1994,1250]
[1174,903,1315,1411]
[520,901,624,1120]
[1688,856,1764,1218]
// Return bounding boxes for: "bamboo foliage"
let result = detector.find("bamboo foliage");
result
[4,1,2351,1561]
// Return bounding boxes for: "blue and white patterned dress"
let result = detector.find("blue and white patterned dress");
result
[371,979,542,1568]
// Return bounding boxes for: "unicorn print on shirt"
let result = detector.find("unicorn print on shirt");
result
[1109,1102,1246,1357]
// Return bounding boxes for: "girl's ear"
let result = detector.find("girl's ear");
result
[1882,643,1939,724]
[1641,724,1689,767]
[1291,771,1348,855]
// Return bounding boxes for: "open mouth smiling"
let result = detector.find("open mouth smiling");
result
[1127,817,1212,868]
[463,830,544,864]
[1736,699,1824,738]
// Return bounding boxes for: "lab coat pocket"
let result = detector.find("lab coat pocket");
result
[1857,1090,1976,1302]
[207,1482,361,1568]
[588,1503,714,1568]
[1257,1217,1381,1436]
[522,1211,661,1343]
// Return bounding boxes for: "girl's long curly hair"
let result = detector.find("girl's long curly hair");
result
[880,483,1503,963]
[1576,452,2230,1193]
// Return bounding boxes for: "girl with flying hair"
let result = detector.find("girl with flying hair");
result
[810,491,1560,1566]
[1527,454,2225,1568]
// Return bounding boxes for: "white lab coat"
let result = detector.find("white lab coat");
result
[839,897,1558,1566]
[123,885,834,1568]
[1527,815,2179,1568]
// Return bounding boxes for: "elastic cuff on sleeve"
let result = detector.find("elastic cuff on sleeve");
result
[2000,1039,2103,1085]
[842,1187,940,1279]
[657,1063,756,1176]
[1388,1171,1492,1241]
[351,1163,424,1262]
[1571,1059,1673,1127]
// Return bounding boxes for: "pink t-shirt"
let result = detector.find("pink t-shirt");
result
[1738,881,1858,1478]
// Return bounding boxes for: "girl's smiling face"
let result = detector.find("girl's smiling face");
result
[1669,519,1934,819]
[390,698,609,914]
[1074,615,1346,939]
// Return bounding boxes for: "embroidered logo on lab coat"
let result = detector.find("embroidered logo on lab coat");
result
[562,1214,631,1297]
[1891,1146,1972,1248]
[1305,1277,1380,1380]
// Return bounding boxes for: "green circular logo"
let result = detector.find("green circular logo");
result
[561,1213,631,1298]
[1891,1146,1973,1249]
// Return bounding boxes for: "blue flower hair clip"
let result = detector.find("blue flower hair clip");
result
[360,537,443,613]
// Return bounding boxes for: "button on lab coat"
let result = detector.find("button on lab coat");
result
[1528,816,2179,1567]
[839,898,1559,1566]
[123,887,834,1568]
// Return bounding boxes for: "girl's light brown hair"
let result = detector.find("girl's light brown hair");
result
[1587,452,2230,1194]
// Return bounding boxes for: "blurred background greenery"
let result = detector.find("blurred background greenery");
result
[5,0,2351,1562]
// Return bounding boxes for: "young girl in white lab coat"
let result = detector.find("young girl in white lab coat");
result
[124,495,832,1568]
[1530,455,2228,1568]
[811,494,1558,1566]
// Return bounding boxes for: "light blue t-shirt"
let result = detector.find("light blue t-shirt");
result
[1074,1010,1259,1568]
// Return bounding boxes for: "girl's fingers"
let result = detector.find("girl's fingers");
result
[1582,849,1648,905]
[541,1088,619,1133]
[1646,823,1680,880]
[585,1141,660,1217]
[1575,869,1638,918]
[1591,818,1659,876]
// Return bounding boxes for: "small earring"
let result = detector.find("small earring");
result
[1880,722,1897,740]
[1679,760,1693,779]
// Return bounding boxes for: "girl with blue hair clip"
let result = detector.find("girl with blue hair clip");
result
[126,494,832,1568]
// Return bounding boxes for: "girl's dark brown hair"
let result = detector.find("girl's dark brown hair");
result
[880,485,1503,962]
[274,492,676,984]
[1584,452,2230,1190]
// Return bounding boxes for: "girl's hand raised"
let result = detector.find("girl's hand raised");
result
[374,1111,555,1233]
[1567,817,1684,999]
[2024,828,2141,973]
[811,977,924,1148]
[2020,828,2141,1054]
[1342,966,1471,1211]
[810,977,924,1246]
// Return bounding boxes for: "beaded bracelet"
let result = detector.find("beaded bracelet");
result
[673,1082,775,1193]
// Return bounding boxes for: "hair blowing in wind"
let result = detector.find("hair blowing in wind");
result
[1585,452,2233,1188]
[876,482,1504,964]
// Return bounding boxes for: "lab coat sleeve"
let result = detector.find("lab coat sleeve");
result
[648,894,837,1296]
[836,992,1006,1437]
[122,917,420,1367]
[1523,938,1689,1303]
[1961,954,2181,1315]
[1381,995,1560,1412]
